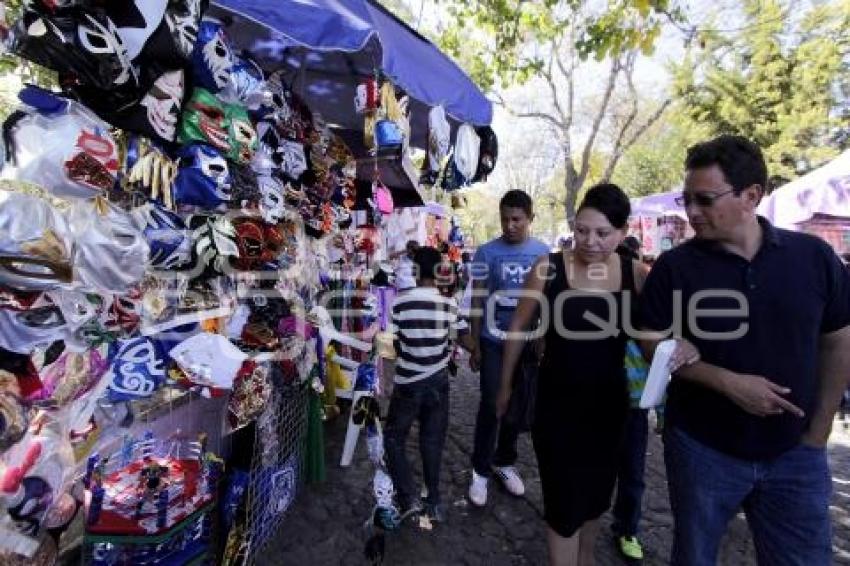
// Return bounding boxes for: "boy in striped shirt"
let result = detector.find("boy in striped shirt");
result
[384,246,466,525]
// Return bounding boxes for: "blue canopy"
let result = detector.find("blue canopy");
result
[211,0,493,127]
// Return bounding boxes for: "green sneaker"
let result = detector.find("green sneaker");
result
[618,535,644,560]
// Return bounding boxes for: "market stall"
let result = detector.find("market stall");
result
[629,190,692,257]
[758,150,850,255]
[0,1,492,564]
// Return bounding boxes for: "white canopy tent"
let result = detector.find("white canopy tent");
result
[758,150,850,229]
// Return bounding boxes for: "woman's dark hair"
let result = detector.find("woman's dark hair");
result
[577,183,631,229]
[499,189,533,217]
[685,135,768,194]
[616,235,641,260]
[413,246,443,282]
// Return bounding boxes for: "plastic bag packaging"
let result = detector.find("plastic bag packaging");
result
[453,123,481,183]
[0,191,73,291]
[2,86,119,200]
[66,199,149,292]
[428,105,450,173]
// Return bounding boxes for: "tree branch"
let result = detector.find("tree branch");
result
[603,52,640,181]
[578,57,621,183]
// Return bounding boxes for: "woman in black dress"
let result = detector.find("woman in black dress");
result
[497,184,656,565]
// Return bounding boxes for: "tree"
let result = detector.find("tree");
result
[436,1,677,228]
[672,0,850,182]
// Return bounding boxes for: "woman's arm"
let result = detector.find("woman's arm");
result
[495,254,551,417]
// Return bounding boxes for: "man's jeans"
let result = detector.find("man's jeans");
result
[384,370,449,508]
[664,426,832,566]
[612,408,649,537]
[472,339,520,477]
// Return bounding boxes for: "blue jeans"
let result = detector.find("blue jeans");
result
[472,339,520,477]
[612,408,649,537]
[384,370,449,508]
[664,426,832,566]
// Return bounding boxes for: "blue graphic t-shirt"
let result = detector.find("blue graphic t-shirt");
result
[471,236,549,343]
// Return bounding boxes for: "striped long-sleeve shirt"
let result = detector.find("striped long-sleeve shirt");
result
[391,287,459,385]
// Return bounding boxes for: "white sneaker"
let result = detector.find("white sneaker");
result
[468,470,488,506]
[493,466,525,496]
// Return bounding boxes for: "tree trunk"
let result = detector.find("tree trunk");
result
[563,154,580,231]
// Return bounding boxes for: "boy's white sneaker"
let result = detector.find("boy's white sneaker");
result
[468,470,488,507]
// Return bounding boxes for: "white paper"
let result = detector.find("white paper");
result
[639,339,675,409]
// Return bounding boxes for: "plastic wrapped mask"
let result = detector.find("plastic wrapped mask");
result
[220,57,266,109]
[33,349,109,406]
[225,103,258,164]
[132,202,193,270]
[10,8,137,90]
[169,332,247,389]
[164,0,206,60]
[67,199,149,292]
[0,305,67,354]
[106,336,166,401]
[251,119,282,176]
[0,192,73,291]
[178,87,230,152]
[173,143,232,208]
[233,219,265,270]
[4,86,119,199]
[257,175,285,224]
[280,139,307,180]
[191,18,234,93]
[258,70,294,123]
[228,361,271,429]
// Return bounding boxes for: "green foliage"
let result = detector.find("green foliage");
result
[437,0,680,91]
[672,0,850,180]
[612,115,712,197]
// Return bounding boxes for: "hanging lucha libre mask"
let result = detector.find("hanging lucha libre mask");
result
[131,202,193,270]
[166,0,206,60]
[173,143,232,209]
[225,103,258,165]
[233,219,265,270]
[10,7,137,91]
[191,17,235,93]
[178,87,230,151]
[138,70,185,142]
[257,175,285,225]
[220,57,267,110]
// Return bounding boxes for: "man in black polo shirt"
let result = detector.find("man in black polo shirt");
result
[640,135,850,566]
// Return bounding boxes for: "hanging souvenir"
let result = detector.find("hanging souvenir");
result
[106,337,167,401]
[173,143,232,209]
[257,70,294,124]
[164,0,208,62]
[169,332,247,389]
[232,218,266,271]
[4,86,119,199]
[131,201,193,270]
[374,119,404,152]
[228,162,260,208]
[191,17,235,93]
[178,87,229,151]
[67,198,149,292]
[121,136,178,207]
[354,78,379,114]
[0,387,28,452]
[472,126,498,182]
[225,102,258,164]
[454,123,481,183]
[102,291,143,337]
[220,57,267,109]
[0,191,73,291]
[106,0,207,68]
[257,175,285,225]
[32,349,109,407]
[188,213,239,274]
[75,69,186,144]
[279,139,308,180]
[251,119,276,176]
[428,105,451,173]
[9,7,137,91]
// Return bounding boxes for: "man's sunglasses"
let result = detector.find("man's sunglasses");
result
[674,189,735,208]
